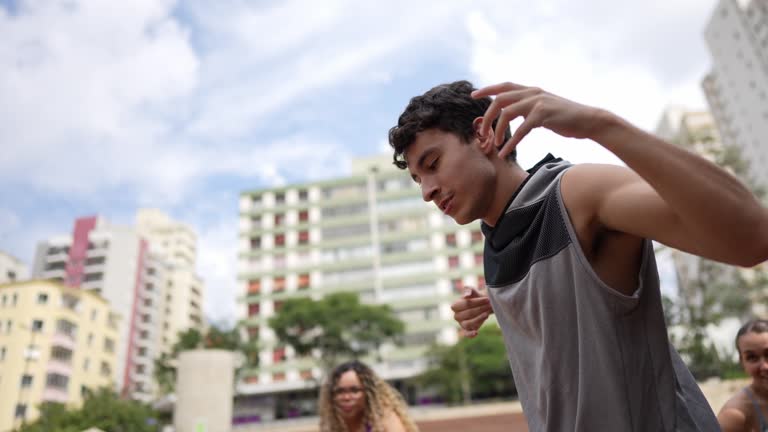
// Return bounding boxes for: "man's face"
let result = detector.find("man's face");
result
[404,129,496,225]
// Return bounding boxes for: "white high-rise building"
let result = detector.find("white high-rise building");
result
[702,0,768,189]
[0,251,29,284]
[235,155,487,420]
[31,210,206,402]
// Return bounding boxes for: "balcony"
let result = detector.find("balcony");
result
[51,332,76,350]
[47,359,73,376]
[42,387,69,403]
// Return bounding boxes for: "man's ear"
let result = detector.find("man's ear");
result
[473,117,494,154]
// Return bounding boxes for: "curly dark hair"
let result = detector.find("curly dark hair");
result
[388,80,516,169]
[735,318,768,357]
[319,360,418,432]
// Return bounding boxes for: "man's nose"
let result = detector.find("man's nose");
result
[421,179,439,202]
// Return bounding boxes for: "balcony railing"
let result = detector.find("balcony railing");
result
[42,387,69,403]
[47,359,73,376]
[51,332,76,350]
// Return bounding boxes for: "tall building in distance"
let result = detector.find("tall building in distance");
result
[31,210,206,402]
[0,252,29,284]
[236,155,486,419]
[0,280,120,432]
[702,0,768,190]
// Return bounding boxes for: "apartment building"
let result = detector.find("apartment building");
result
[0,252,28,284]
[31,210,205,402]
[0,280,119,432]
[702,0,768,190]
[235,155,487,420]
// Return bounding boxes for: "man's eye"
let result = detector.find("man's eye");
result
[429,158,439,169]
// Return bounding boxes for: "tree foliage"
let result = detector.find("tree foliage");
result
[17,388,159,432]
[268,292,405,372]
[417,325,515,404]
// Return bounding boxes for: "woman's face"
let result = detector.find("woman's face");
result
[738,332,768,392]
[333,370,367,419]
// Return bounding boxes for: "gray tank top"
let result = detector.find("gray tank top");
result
[481,155,720,431]
[744,387,768,432]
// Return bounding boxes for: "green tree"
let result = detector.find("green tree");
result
[18,388,159,432]
[154,325,260,395]
[417,325,515,404]
[268,292,405,373]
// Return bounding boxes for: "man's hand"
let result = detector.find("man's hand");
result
[451,287,493,338]
[472,82,609,160]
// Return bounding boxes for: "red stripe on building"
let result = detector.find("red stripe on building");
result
[64,216,98,287]
[122,237,148,397]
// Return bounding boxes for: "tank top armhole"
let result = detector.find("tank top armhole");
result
[554,168,651,312]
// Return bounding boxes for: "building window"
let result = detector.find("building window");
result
[248,303,260,317]
[273,372,286,382]
[31,319,44,332]
[474,253,483,265]
[45,373,69,390]
[471,230,484,243]
[20,375,33,388]
[275,213,285,227]
[446,233,457,247]
[298,190,309,202]
[11,293,17,306]
[275,193,286,205]
[273,347,286,363]
[275,234,286,247]
[448,256,460,269]
[0,346,6,361]
[83,358,90,371]
[298,274,310,290]
[298,230,310,245]
[478,276,486,290]
[1,294,6,306]
[274,301,284,313]
[37,293,49,305]
[299,209,309,222]
[104,338,115,353]
[100,361,111,377]
[250,236,261,249]
[14,404,27,419]
[300,369,313,380]
[90,309,98,321]
[6,320,12,333]
[452,278,464,293]
[248,280,261,294]
[138,347,148,356]
[273,277,286,293]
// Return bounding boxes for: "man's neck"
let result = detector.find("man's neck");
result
[482,162,529,227]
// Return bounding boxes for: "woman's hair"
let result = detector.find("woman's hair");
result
[735,318,768,357]
[319,360,419,432]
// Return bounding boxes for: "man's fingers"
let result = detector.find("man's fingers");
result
[460,311,491,333]
[453,304,493,322]
[450,296,490,312]
[498,111,541,159]
[471,81,526,99]
[479,88,535,139]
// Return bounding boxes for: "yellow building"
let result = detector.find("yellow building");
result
[0,280,120,432]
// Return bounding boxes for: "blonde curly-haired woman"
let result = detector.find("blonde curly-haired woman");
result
[319,360,419,432]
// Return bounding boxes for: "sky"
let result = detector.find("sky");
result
[0,0,720,326]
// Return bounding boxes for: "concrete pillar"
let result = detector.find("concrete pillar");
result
[175,350,235,432]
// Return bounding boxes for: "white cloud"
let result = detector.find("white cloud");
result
[464,3,716,168]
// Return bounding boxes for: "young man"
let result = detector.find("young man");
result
[388,80,768,431]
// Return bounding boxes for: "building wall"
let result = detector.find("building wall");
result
[0,280,119,432]
[237,155,486,397]
[703,0,768,189]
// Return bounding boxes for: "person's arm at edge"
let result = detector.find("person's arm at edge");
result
[717,397,749,432]
[585,111,768,267]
